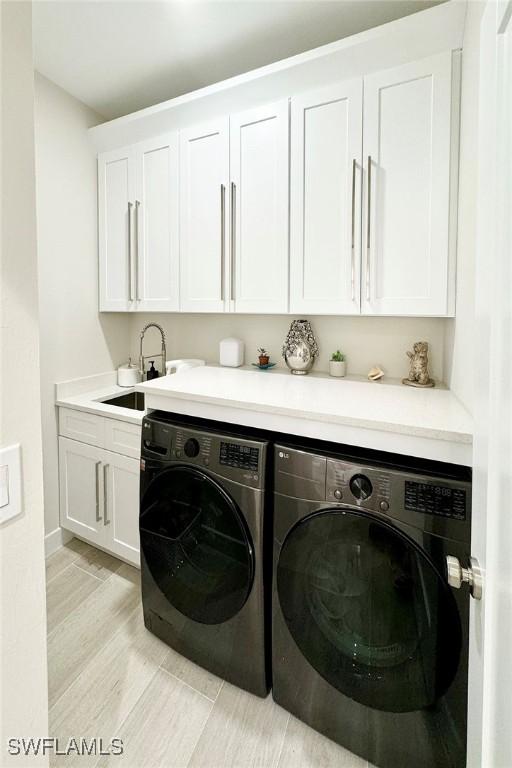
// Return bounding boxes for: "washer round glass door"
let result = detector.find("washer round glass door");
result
[277,509,462,713]
[140,466,254,625]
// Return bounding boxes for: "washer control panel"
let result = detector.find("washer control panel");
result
[141,416,266,490]
[220,442,259,471]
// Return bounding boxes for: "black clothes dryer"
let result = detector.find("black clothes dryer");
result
[272,444,472,768]
[140,412,270,697]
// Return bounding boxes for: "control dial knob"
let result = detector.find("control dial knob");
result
[184,438,200,458]
[350,474,373,501]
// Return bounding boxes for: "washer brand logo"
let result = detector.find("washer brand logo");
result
[278,451,289,459]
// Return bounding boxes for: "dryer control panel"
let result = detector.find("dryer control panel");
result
[275,444,471,544]
[404,480,466,520]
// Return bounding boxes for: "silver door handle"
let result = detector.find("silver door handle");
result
[103,464,110,526]
[230,182,236,301]
[220,184,225,301]
[95,461,102,522]
[351,159,356,302]
[366,156,371,302]
[446,555,482,600]
[128,202,134,301]
[135,200,141,301]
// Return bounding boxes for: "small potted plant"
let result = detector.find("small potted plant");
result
[329,350,346,378]
[258,347,270,366]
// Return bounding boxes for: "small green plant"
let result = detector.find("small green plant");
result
[331,350,345,362]
[258,348,268,356]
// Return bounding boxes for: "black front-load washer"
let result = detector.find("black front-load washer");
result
[139,412,270,697]
[272,443,472,768]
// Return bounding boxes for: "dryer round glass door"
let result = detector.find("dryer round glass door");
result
[140,466,254,625]
[277,508,462,713]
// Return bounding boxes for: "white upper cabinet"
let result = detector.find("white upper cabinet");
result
[98,135,179,312]
[134,135,179,312]
[98,146,134,311]
[179,120,230,312]
[290,82,363,315]
[362,52,457,316]
[230,101,289,313]
[97,47,459,317]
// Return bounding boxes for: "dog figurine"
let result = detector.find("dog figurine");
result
[403,341,435,388]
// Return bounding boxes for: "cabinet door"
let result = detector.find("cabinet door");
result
[59,437,106,548]
[134,134,179,312]
[103,452,140,567]
[362,52,456,316]
[98,146,136,311]
[230,101,289,313]
[290,82,363,315]
[180,120,229,312]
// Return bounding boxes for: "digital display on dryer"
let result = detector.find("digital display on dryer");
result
[404,481,466,520]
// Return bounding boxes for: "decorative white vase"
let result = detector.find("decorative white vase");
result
[329,360,346,378]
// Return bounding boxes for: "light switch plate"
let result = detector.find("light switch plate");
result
[0,443,22,525]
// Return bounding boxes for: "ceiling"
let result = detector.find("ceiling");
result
[33,0,445,121]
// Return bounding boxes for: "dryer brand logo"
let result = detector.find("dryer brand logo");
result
[278,451,290,460]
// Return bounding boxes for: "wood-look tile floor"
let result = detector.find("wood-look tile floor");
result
[46,540,369,768]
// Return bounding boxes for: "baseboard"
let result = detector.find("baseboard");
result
[45,526,73,558]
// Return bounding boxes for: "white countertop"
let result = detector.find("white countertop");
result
[56,372,144,425]
[137,366,473,466]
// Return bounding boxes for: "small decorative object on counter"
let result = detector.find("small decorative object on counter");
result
[329,351,346,378]
[257,348,270,366]
[403,341,435,388]
[146,361,159,381]
[117,358,141,387]
[282,319,319,375]
[368,366,385,382]
[220,337,244,368]
[252,347,276,369]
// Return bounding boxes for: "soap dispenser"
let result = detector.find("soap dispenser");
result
[146,361,159,381]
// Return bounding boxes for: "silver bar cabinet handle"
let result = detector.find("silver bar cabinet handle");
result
[103,464,110,526]
[230,182,236,301]
[135,200,141,301]
[351,159,356,302]
[220,184,225,301]
[366,155,371,302]
[95,461,102,522]
[128,202,134,301]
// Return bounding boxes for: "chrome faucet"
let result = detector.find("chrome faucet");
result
[139,323,167,379]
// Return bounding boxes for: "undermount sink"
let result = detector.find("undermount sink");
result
[102,392,145,411]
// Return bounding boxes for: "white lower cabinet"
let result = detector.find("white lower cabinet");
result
[59,432,141,567]
[104,452,140,565]
[59,438,107,549]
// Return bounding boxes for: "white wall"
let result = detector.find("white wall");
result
[443,2,485,414]
[0,3,49,765]
[129,313,448,381]
[34,73,131,541]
